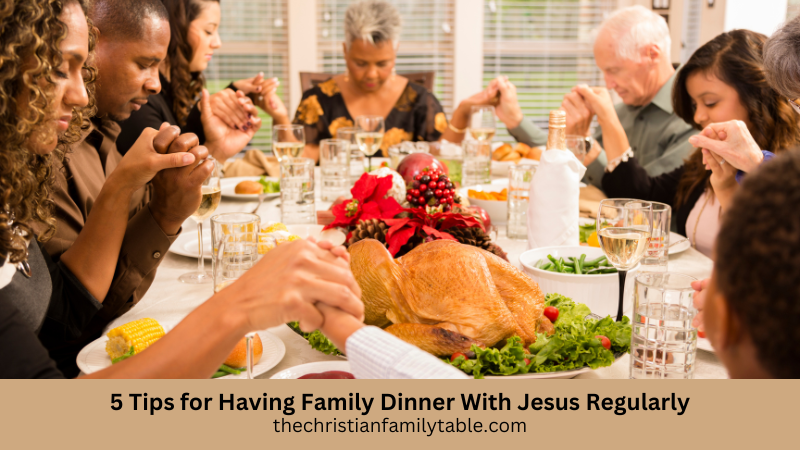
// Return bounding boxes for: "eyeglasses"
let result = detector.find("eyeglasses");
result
[789,98,800,115]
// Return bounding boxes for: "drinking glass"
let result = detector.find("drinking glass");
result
[179,158,221,284]
[280,157,316,224]
[640,202,671,273]
[469,106,497,142]
[336,127,365,183]
[354,115,385,171]
[462,140,492,186]
[320,139,351,202]
[388,141,429,170]
[507,164,536,240]
[597,199,654,321]
[565,135,587,164]
[211,213,261,378]
[630,272,698,379]
[272,124,305,163]
[429,141,463,186]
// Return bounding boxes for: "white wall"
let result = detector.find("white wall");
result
[724,0,788,36]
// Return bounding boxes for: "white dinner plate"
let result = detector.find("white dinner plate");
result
[270,361,353,379]
[221,176,280,200]
[169,231,212,260]
[76,325,286,379]
[697,337,714,353]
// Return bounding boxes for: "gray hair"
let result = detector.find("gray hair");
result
[344,1,402,50]
[598,5,671,62]
[764,15,800,99]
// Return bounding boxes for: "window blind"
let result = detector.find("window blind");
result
[483,0,615,142]
[316,0,456,113]
[205,0,290,151]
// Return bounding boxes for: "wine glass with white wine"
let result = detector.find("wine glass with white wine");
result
[470,106,497,142]
[597,199,653,321]
[272,124,305,162]
[179,157,221,284]
[355,115,385,171]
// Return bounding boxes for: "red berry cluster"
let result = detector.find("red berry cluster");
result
[405,168,456,212]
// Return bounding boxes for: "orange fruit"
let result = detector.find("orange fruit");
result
[587,231,600,248]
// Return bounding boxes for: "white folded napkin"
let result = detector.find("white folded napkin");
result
[527,149,587,249]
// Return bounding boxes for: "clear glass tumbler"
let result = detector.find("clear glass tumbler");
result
[320,138,351,202]
[280,157,316,224]
[336,127,364,183]
[507,164,536,240]
[462,140,492,186]
[630,272,698,379]
[640,202,671,273]
[388,141,429,170]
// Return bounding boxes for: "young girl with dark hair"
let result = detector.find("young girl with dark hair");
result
[601,29,800,257]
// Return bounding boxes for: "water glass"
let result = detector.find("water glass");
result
[462,140,492,186]
[388,141,429,170]
[210,212,260,293]
[336,127,365,183]
[507,164,536,240]
[320,139,350,202]
[280,157,316,224]
[565,135,587,164]
[640,202,671,272]
[630,272,698,379]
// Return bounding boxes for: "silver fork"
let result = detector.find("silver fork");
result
[250,193,266,214]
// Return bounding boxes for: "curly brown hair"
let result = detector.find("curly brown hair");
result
[162,0,219,126]
[0,0,96,266]
[672,29,800,210]
[716,149,800,378]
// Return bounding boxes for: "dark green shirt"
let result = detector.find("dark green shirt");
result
[508,72,697,188]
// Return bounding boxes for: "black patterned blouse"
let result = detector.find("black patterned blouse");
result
[292,77,448,155]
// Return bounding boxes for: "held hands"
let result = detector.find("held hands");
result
[201,88,263,163]
[233,72,289,122]
[491,76,525,130]
[573,85,618,125]
[208,88,258,131]
[688,120,764,173]
[148,123,215,235]
[222,239,364,334]
[561,91,594,137]
[109,124,198,192]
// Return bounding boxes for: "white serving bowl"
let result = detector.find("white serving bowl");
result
[460,183,508,225]
[519,245,631,319]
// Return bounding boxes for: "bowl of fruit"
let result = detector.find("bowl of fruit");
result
[461,184,508,225]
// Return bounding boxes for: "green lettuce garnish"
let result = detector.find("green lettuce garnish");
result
[258,177,280,193]
[287,322,343,356]
[448,293,631,378]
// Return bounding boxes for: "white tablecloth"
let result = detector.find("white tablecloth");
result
[100,169,727,379]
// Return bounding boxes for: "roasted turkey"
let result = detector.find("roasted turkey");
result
[349,239,551,356]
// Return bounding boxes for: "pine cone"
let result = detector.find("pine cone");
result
[446,226,508,261]
[348,219,389,247]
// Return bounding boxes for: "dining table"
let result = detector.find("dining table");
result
[93,162,728,380]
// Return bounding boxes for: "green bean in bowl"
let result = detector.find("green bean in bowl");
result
[533,254,617,275]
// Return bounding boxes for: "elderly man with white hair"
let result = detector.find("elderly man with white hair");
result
[488,6,696,187]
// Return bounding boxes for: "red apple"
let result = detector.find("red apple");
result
[469,206,492,229]
[396,153,448,184]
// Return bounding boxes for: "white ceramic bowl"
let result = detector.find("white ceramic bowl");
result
[460,183,508,225]
[520,245,631,319]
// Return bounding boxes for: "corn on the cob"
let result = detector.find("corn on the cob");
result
[105,318,165,361]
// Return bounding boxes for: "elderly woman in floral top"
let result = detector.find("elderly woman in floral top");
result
[294,1,481,162]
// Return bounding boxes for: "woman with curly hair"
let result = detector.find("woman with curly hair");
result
[115,0,289,162]
[600,30,800,258]
[0,0,365,379]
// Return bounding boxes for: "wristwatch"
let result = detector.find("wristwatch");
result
[583,136,594,150]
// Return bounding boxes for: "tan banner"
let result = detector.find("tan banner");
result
[0,380,793,448]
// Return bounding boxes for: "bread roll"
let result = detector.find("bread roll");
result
[514,143,531,156]
[492,143,513,161]
[224,334,263,369]
[235,180,263,194]
[500,150,522,163]
[525,146,543,161]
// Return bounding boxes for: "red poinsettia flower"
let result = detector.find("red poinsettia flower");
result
[383,207,484,256]
[324,173,404,231]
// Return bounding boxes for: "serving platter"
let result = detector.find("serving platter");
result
[220,176,280,200]
[76,324,286,379]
